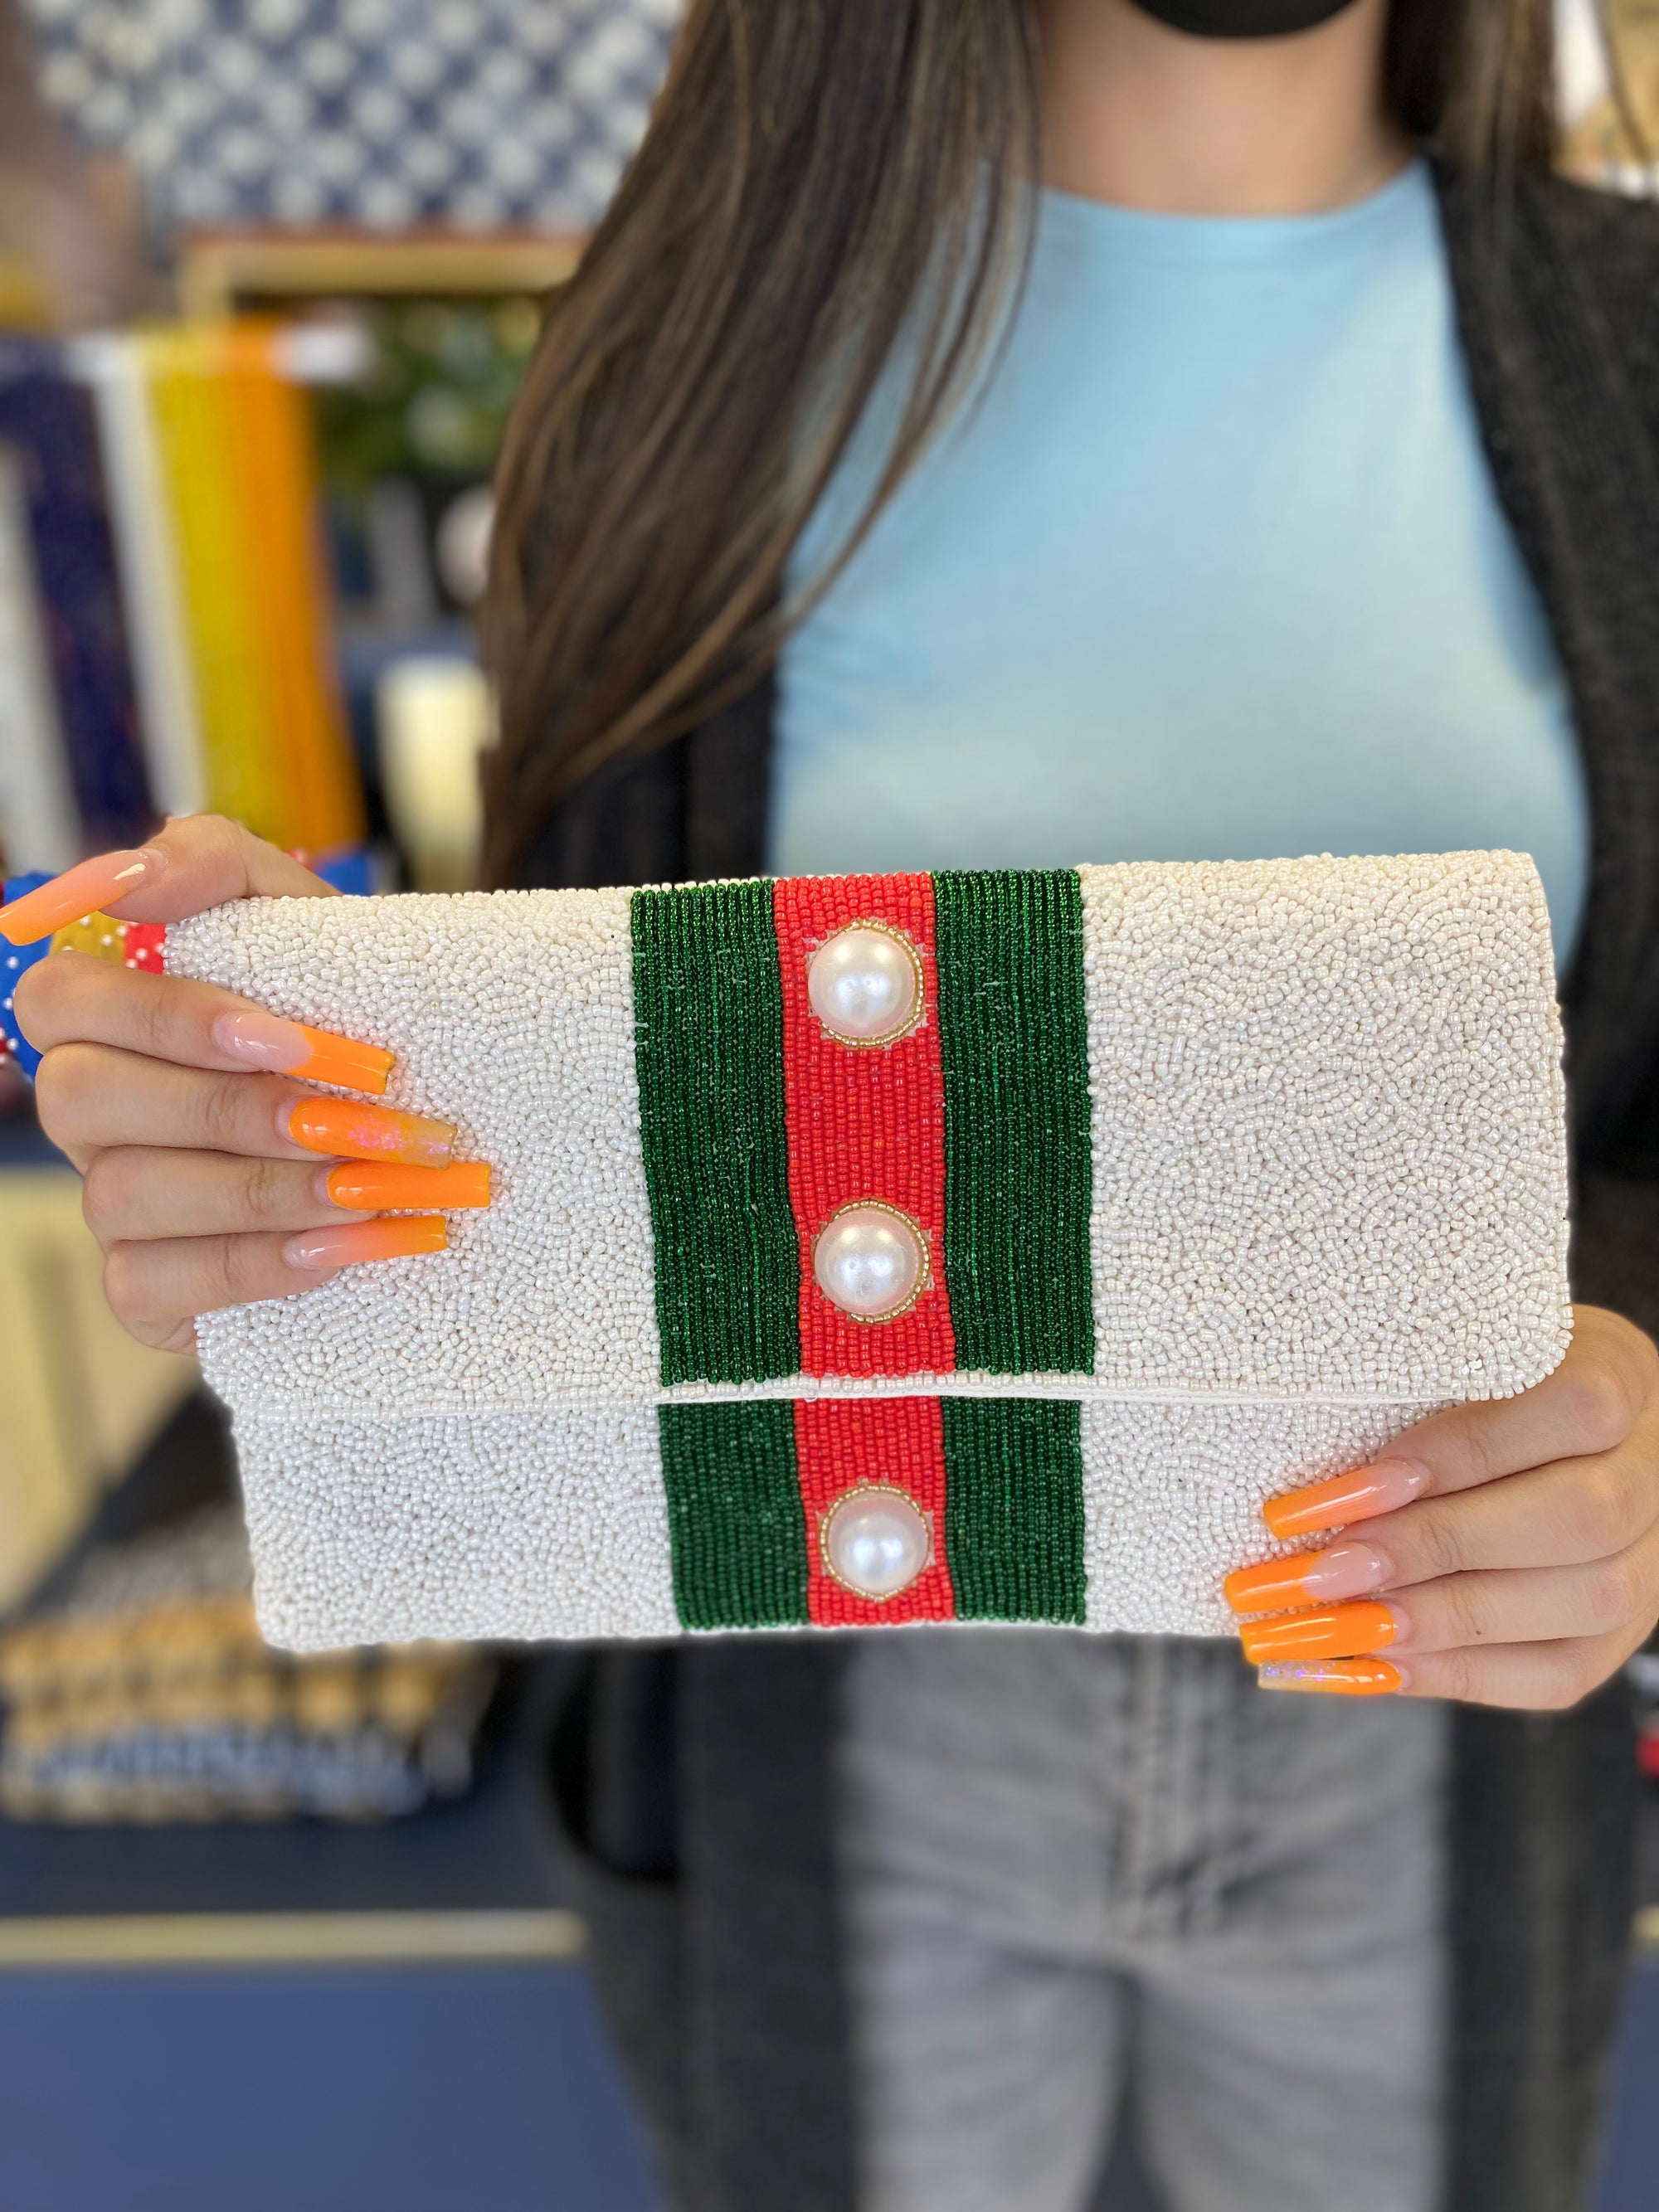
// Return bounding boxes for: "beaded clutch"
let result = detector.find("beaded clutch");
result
[166,851,1570,1652]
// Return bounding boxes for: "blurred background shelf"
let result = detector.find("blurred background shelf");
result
[0,1907,583,1966]
[0,1393,664,2212]
[177,229,585,321]
[0,1161,195,1612]
[0,1391,576,1919]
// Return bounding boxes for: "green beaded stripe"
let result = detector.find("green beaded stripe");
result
[632,882,800,1386]
[659,1403,809,1629]
[932,869,1094,1374]
[941,1398,1086,1623]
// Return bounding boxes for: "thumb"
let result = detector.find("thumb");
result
[1,816,336,946]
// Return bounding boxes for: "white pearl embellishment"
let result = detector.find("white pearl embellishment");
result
[806,922,922,1045]
[821,1488,932,1601]
[813,1203,928,1322]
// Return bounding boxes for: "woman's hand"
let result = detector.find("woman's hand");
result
[1228,1305,1659,1709]
[6,817,488,1357]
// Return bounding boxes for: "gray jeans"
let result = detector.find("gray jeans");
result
[837,1632,1448,2212]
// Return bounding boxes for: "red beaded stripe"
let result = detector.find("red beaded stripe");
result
[772,873,956,1378]
[124,921,166,974]
[794,1398,956,1626]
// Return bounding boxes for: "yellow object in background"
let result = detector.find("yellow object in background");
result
[141,322,363,853]
[221,323,364,856]
[48,912,134,964]
[0,1171,194,1611]
[144,323,285,839]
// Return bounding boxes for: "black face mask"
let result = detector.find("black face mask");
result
[1126,0,1361,36]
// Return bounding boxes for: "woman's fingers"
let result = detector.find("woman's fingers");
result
[1261,1305,1659,1538]
[1230,1412,1659,1616]
[103,1217,447,1349]
[0,814,333,946]
[1388,1305,1657,1493]
[1256,1625,1646,1710]
[35,1045,454,1169]
[0,849,163,944]
[105,1230,336,1342]
[1388,1620,1652,1712]
[80,1149,489,1247]
[1233,1306,1659,1708]
[3,819,477,1359]
[38,1047,314,1164]
[81,1150,343,1247]
[16,950,392,1092]
[114,814,338,919]
[1241,1510,1659,1664]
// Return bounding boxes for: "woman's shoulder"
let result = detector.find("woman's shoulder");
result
[1434,159,1659,446]
[1460,161,1654,318]
[1435,154,1659,272]
[1519,170,1659,449]
[1520,163,1659,281]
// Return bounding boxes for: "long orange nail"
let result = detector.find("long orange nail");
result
[1240,1602,1401,1665]
[1256,1658,1404,1697]
[212,1009,394,1094]
[284,1096,454,1168]
[285,1216,447,1270]
[325,1161,490,1210]
[1262,1458,1428,1539]
[0,848,166,945]
[1225,1540,1393,1616]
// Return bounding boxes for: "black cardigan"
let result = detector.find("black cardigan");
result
[513,165,1659,2212]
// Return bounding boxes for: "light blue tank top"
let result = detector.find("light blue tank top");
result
[771,161,1588,965]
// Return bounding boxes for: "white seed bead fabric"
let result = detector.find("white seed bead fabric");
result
[168,888,664,1417]
[166,853,1570,1650]
[232,1407,679,1650]
[1080,1399,1439,1636]
[1078,851,1570,1402]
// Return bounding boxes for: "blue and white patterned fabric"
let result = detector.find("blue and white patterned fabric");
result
[22,0,679,233]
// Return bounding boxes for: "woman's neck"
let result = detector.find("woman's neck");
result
[1037,0,1413,216]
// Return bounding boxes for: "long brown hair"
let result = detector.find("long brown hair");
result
[482,0,1560,884]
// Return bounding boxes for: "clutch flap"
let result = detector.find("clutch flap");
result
[168,848,1569,1417]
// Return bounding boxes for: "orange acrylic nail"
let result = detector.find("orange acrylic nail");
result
[283,1096,454,1169]
[1225,1539,1393,1616]
[1256,1658,1404,1697]
[213,1009,394,1094]
[293,1027,396,1093]
[285,1216,447,1270]
[1239,1602,1401,1665]
[0,848,165,945]
[1262,1458,1428,1540]
[325,1161,491,1211]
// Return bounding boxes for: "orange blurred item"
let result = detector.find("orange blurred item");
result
[222,323,365,853]
[144,322,364,851]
